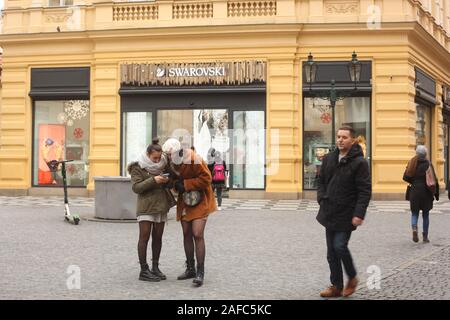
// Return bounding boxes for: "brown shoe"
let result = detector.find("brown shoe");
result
[412,227,419,242]
[343,277,359,297]
[320,285,343,298]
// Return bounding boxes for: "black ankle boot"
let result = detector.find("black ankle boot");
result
[412,226,419,243]
[139,263,160,282]
[151,262,167,280]
[177,259,196,280]
[423,232,430,243]
[193,264,204,286]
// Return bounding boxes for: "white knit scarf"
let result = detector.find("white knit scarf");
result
[137,151,168,175]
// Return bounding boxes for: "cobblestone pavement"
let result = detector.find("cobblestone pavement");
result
[2,195,450,214]
[353,245,450,300]
[1,197,450,300]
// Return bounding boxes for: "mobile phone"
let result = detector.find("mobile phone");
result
[160,173,170,177]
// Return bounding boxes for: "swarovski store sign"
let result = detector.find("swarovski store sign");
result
[165,66,226,77]
[120,61,266,87]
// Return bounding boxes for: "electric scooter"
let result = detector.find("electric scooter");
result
[47,159,80,225]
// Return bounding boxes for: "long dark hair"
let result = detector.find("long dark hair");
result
[147,138,162,154]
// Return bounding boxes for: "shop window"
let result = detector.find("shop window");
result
[415,104,432,152]
[154,108,264,189]
[303,98,333,189]
[232,111,265,189]
[122,112,153,176]
[157,109,229,163]
[303,97,370,189]
[335,97,371,160]
[33,100,90,187]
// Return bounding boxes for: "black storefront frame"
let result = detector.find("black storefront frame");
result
[119,88,267,190]
[414,67,436,162]
[301,92,373,191]
[29,67,90,188]
[442,86,450,189]
[414,97,434,162]
[301,60,373,191]
[443,112,450,189]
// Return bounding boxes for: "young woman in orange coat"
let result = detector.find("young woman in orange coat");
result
[162,138,217,286]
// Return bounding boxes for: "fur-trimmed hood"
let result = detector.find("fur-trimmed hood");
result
[127,161,139,175]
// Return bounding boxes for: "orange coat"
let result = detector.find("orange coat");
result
[174,149,217,221]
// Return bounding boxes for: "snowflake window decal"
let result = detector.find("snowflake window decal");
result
[73,128,84,139]
[64,100,89,120]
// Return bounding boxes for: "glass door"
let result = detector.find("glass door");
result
[232,110,265,189]
[122,112,152,176]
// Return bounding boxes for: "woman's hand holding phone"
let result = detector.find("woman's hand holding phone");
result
[155,174,169,184]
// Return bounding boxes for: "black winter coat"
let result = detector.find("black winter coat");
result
[316,143,372,231]
[403,159,438,213]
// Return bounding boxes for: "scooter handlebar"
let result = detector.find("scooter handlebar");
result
[50,159,74,164]
[46,159,74,172]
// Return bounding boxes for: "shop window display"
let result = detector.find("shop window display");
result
[33,100,90,187]
[415,104,431,152]
[157,109,229,162]
[154,109,264,189]
[303,97,370,189]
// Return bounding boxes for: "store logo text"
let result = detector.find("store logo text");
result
[156,67,226,78]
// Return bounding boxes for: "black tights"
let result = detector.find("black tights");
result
[181,219,207,266]
[138,221,165,268]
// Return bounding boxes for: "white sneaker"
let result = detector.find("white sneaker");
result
[218,207,222,211]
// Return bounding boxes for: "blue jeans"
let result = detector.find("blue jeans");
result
[411,211,429,234]
[325,229,357,289]
[213,185,223,207]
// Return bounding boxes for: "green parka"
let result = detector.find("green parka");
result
[127,162,176,216]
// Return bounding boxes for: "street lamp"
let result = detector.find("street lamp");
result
[304,51,362,108]
[349,51,362,89]
[305,53,317,86]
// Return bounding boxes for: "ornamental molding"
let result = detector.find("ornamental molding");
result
[324,1,359,15]
[45,13,72,23]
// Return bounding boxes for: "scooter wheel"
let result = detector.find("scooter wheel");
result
[74,217,80,225]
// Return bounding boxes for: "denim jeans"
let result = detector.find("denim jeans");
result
[411,211,429,234]
[213,185,223,207]
[326,229,357,289]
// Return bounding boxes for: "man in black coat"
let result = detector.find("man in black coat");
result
[316,126,371,298]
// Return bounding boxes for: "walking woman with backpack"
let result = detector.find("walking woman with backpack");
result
[162,139,217,287]
[207,148,227,210]
[403,145,439,243]
[128,138,176,282]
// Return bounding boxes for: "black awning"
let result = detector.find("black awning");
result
[29,67,90,99]
[302,61,372,90]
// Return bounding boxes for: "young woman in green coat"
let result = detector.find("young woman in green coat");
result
[128,138,176,282]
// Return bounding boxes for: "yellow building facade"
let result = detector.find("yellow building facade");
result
[0,0,449,199]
